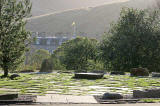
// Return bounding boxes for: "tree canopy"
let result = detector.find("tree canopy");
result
[0,0,32,77]
[27,49,50,69]
[52,37,98,70]
[100,8,160,72]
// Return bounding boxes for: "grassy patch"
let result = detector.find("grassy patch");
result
[140,99,160,103]
[0,73,160,95]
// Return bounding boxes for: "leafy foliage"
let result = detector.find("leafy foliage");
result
[52,36,99,70]
[156,0,160,9]
[40,58,53,72]
[100,8,160,72]
[27,49,50,69]
[0,0,32,77]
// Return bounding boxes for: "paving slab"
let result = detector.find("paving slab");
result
[7,103,160,106]
[36,94,97,104]
[51,94,68,103]
[66,95,97,104]
[36,95,53,102]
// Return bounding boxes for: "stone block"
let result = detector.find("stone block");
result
[133,89,160,98]
[152,72,160,77]
[102,93,123,99]
[0,94,18,100]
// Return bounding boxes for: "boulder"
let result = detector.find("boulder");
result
[110,71,125,75]
[0,93,18,100]
[133,89,160,98]
[152,72,160,77]
[10,74,20,80]
[102,93,123,99]
[130,68,149,76]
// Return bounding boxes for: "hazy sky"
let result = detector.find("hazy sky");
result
[31,0,129,16]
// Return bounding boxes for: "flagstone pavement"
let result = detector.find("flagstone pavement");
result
[36,94,98,104]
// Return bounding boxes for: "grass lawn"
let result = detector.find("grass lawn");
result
[0,72,160,96]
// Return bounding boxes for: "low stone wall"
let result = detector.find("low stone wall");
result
[133,89,160,98]
[152,72,160,77]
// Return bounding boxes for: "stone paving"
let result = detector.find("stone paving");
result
[5,103,160,106]
[2,94,160,106]
[36,94,98,104]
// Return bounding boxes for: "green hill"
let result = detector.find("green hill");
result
[27,0,158,39]
[30,0,128,17]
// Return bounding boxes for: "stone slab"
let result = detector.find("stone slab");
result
[51,94,68,103]
[67,95,97,104]
[6,103,160,106]
[36,94,97,104]
[36,95,53,102]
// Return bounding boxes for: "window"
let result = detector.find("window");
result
[46,39,51,45]
[36,38,40,45]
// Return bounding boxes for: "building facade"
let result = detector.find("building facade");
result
[32,36,70,54]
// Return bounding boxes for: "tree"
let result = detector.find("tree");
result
[100,8,160,72]
[0,0,32,77]
[52,37,98,70]
[156,0,160,9]
[27,49,50,69]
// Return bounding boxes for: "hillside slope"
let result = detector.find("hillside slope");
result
[30,0,127,17]
[27,0,158,38]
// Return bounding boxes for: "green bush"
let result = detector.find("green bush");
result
[130,68,149,76]
[21,65,36,71]
[26,49,50,70]
[51,36,101,70]
[51,57,66,70]
[100,8,160,72]
[40,59,53,72]
[110,71,125,75]
[87,60,105,71]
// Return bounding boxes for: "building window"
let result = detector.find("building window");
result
[46,39,51,45]
[36,38,40,45]
[52,50,54,54]
[59,38,62,45]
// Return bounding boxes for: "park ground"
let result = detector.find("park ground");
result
[0,72,160,96]
[2,103,160,106]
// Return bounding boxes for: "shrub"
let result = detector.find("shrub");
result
[16,64,36,72]
[52,36,99,70]
[110,71,125,75]
[130,68,149,76]
[26,49,50,70]
[50,57,66,70]
[20,69,34,73]
[40,59,53,72]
